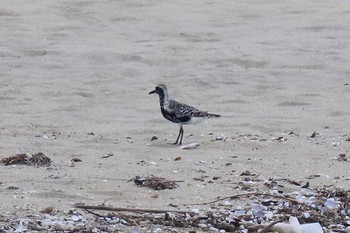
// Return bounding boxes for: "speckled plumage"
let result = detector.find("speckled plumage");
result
[149,84,220,145]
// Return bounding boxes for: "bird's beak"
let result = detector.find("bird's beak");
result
[149,89,156,94]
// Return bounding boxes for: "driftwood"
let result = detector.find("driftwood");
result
[75,204,195,215]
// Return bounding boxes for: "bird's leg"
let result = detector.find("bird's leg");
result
[179,125,184,145]
[174,124,183,145]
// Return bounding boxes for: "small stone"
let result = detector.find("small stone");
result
[71,158,82,162]
[101,154,113,158]
[71,215,80,222]
[69,160,74,167]
[209,227,219,232]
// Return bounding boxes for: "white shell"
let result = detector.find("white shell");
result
[181,142,200,150]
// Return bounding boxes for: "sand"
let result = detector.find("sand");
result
[0,0,349,232]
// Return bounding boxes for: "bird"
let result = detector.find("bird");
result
[149,84,220,145]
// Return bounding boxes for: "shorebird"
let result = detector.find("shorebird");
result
[149,84,220,145]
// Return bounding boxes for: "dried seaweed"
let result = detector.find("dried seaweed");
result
[1,154,28,166]
[28,152,51,167]
[0,152,51,167]
[133,175,178,190]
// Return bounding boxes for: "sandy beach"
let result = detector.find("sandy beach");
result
[0,0,349,232]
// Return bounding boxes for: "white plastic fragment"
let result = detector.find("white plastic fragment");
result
[271,216,323,233]
[324,198,337,209]
[181,142,200,150]
[14,219,29,232]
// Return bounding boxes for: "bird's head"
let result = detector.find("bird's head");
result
[149,84,167,96]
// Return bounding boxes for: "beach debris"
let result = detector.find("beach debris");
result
[29,152,51,167]
[1,153,28,165]
[71,158,82,163]
[215,134,226,141]
[35,132,59,139]
[181,142,200,150]
[40,207,58,215]
[275,136,287,142]
[337,153,347,161]
[1,184,349,232]
[133,175,178,190]
[240,170,259,176]
[306,174,321,179]
[0,152,51,167]
[174,156,181,161]
[126,136,133,143]
[101,153,113,159]
[310,131,318,138]
[331,141,340,146]
[69,157,82,167]
[150,136,158,141]
[69,160,75,167]
[301,182,310,189]
[271,216,323,233]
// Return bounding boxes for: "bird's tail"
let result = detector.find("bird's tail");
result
[194,111,221,118]
[207,113,221,118]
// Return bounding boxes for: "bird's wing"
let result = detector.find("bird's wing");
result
[169,100,199,118]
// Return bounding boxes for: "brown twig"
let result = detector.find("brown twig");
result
[83,209,105,218]
[75,204,195,216]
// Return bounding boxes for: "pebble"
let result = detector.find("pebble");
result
[198,223,207,228]
[71,215,81,222]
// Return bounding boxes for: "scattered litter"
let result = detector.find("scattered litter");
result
[240,170,258,176]
[151,136,158,141]
[133,175,178,190]
[271,216,323,233]
[69,160,75,167]
[310,131,318,138]
[337,153,347,161]
[306,174,321,179]
[101,154,113,159]
[174,156,181,161]
[275,136,287,142]
[40,207,58,215]
[71,158,82,163]
[0,152,51,167]
[215,134,226,141]
[331,141,340,146]
[35,132,59,139]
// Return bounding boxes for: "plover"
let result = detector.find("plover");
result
[149,84,220,145]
